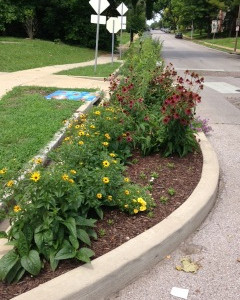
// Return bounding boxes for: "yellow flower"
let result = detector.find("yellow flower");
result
[78,130,85,136]
[0,168,7,174]
[70,170,77,174]
[30,171,40,182]
[80,124,85,128]
[122,133,127,137]
[80,113,86,119]
[86,133,90,137]
[68,124,72,128]
[107,195,112,201]
[102,160,110,168]
[132,199,137,203]
[137,198,146,206]
[64,137,70,141]
[102,142,109,147]
[124,190,130,195]
[104,133,111,140]
[140,206,147,211]
[133,209,139,214]
[75,125,80,129]
[62,120,67,124]
[106,117,112,120]
[68,179,74,184]
[124,177,130,183]
[124,204,129,208]
[7,180,14,187]
[109,153,116,157]
[97,193,102,199]
[90,124,95,129]
[13,205,21,213]
[35,158,43,164]
[94,111,101,115]
[112,160,117,164]
[78,141,84,145]
[94,131,100,135]
[62,174,69,181]
[102,177,110,184]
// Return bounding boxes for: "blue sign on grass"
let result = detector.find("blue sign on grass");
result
[45,90,100,102]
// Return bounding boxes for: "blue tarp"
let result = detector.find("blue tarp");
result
[45,90,100,102]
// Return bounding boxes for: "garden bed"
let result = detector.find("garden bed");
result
[0,149,202,300]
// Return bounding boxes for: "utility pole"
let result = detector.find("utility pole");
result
[234,5,240,53]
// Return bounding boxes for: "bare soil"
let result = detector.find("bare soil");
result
[0,150,202,300]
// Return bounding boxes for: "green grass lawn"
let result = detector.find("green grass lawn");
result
[56,62,122,77]
[203,37,240,50]
[0,86,96,171]
[0,37,104,72]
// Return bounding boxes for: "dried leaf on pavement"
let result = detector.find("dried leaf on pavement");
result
[175,257,201,273]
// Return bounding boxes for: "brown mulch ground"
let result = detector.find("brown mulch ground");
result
[0,150,202,300]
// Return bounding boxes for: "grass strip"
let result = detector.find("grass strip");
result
[56,62,122,77]
[0,37,103,72]
[0,86,96,171]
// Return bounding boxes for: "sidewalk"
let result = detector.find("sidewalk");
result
[0,55,116,99]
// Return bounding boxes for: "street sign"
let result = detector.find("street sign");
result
[117,2,128,15]
[89,0,110,14]
[211,20,218,33]
[236,26,240,32]
[118,16,126,25]
[106,17,121,33]
[91,14,106,25]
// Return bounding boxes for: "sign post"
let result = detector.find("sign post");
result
[234,6,240,53]
[117,2,128,59]
[211,20,218,39]
[106,17,121,64]
[89,0,110,72]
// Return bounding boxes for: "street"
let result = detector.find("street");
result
[110,31,240,300]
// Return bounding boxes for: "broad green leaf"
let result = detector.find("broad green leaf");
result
[50,251,59,271]
[34,231,43,250]
[77,229,91,246]
[76,217,96,227]
[76,248,95,263]
[86,228,98,240]
[95,207,103,219]
[0,250,19,281]
[62,217,77,238]
[23,226,34,244]
[5,261,24,284]
[17,231,29,257]
[0,231,7,239]
[55,241,76,260]
[69,235,79,249]
[21,250,41,276]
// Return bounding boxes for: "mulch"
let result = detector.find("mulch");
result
[0,150,202,300]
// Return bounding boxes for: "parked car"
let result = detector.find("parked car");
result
[175,32,183,39]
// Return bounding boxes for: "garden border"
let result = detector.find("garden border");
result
[10,132,219,300]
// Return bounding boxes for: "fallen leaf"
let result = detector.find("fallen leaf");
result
[176,257,200,273]
[166,255,171,259]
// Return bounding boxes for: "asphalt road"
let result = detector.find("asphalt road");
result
[109,31,240,300]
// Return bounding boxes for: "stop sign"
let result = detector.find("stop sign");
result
[106,17,121,33]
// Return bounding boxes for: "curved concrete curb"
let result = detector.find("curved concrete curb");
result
[12,132,219,300]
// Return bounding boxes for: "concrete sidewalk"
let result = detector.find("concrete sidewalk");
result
[0,54,117,99]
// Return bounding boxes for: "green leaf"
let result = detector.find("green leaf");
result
[17,231,29,257]
[86,228,98,240]
[0,250,19,281]
[76,248,95,263]
[23,226,34,244]
[62,217,77,238]
[77,229,91,246]
[5,261,24,284]
[76,217,96,227]
[0,231,7,239]
[55,241,76,260]
[49,251,59,271]
[69,235,79,249]
[95,207,103,219]
[20,250,41,276]
[34,231,43,250]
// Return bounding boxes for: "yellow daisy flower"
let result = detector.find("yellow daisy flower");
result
[140,206,147,211]
[102,160,110,168]
[133,209,139,214]
[107,195,112,201]
[124,190,130,195]
[124,177,130,183]
[104,133,111,140]
[64,137,70,141]
[75,125,80,129]
[0,168,7,174]
[68,179,74,184]
[35,158,43,164]
[7,180,14,187]
[78,130,85,136]
[90,124,95,129]
[62,174,69,181]
[94,111,101,115]
[102,142,109,147]
[124,204,129,208]
[109,153,116,157]
[70,170,77,174]
[78,141,84,145]
[97,193,102,199]
[30,171,40,182]
[102,177,110,184]
[13,205,21,213]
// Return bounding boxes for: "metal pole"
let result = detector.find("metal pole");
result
[94,0,101,73]
[112,20,115,64]
[234,5,240,53]
[120,4,123,59]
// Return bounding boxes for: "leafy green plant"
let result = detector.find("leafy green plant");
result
[150,172,159,179]
[168,188,176,196]
[167,162,175,169]
[107,219,114,226]
[98,229,106,237]
[160,196,169,204]
[139,171,147,180]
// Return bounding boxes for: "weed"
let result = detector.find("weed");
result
[99,228,106,237]
[167,162,175,169]
[160,196,169,204]
[150,171,159,179]
[147,211,154,218]
[139,171,147,180]
[168,188,176,196]
[107,219,114,226]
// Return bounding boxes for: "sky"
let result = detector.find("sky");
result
[146,13,161,25]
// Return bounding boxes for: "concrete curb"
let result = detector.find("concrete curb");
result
[12,132,219,300]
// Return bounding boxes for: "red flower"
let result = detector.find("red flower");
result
[163,116,171,124]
